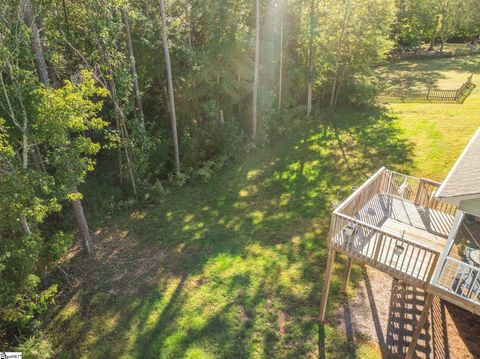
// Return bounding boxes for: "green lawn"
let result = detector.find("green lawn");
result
[377,55,480,180]
[44,55,480,358]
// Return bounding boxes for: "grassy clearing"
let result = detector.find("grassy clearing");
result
[44,55,480,358]
[46,108,412,358]
[377,55,480,180]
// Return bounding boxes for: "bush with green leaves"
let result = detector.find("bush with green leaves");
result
[0,71,107,346]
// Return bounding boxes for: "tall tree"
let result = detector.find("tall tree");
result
[278,24,283,110]
[22,0,49,86]
[252,0,260,139]
[122,8,145,129]
[159,0,180,176]
[307,0,315,117]
[22,0,94,254]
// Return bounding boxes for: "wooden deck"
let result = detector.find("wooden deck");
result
[326,167,480,316]
[321,167,480,357]
[356,194,454,244]
[332,193,453,286]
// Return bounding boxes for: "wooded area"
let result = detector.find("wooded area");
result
[1,0,480,355]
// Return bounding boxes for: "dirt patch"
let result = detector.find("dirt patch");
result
[332,266,480,358]
[51,226,166,301]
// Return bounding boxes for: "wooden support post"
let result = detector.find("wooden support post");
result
[373,233,384,263]
[405,293,434,359]
[425,253,440,285]
[414,179,424,206]
[319,248,336,323]
[342,257,353,293]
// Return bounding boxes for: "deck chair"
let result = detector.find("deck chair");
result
[454,268,480,297]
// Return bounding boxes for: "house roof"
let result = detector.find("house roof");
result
[436,127,480,204]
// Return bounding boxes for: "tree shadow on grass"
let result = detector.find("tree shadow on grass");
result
[47,105,415,358]
[376,56,480,90]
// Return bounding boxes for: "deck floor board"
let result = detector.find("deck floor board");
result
[333,194,455,283]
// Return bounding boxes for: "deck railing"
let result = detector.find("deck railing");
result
[330,167,455,286]
[435,257,480,306]
[335,167,386,217]
[382,170,457,215]
[331,212,440,286]
[329,167,480,312]
[336,168,456,220]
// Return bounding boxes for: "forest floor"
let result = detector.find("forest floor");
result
[43,55,480,358]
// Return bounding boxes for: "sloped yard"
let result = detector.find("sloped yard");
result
[46,109,412,358]
[44,55,480,358]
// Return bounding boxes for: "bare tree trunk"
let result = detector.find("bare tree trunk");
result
[122,8,145,129]
[391,0,405,43]
[22,0,50,85]
[330,71,338,107]
[71,185,93,255]
[160,0,181,176]
[278,25,283,110]
[307,83,312,115]
[34,145,47,173]
[107,76,138,195]
[307,0,315,117]
[19,215,31,235]
[330,0,350,108]
[219,110,225,127]
[429,15,440,51]
[23,0,93,254]
[252,0,260,139]
[440,0,448,53]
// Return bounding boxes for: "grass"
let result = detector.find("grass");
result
[377,55,480,180]
[45,108,412,359]
[43,55,480,358]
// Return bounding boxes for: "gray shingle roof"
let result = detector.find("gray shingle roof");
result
[436,128,480,202]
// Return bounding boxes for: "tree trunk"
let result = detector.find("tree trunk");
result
[19,215,31,235]
[71,186,93,255]
[307,82,312,115]
[391,0,405,43]
[159,0,181,176]
[440,1,448,53]
[34,145,47,174]
[278,25,283,110]
[22,0,50,85]
[252,0,260,139]
[307,0,315,117]
[330,71,338,107]
[107,76,138,195]
[24,0,93,254]
[330,0,350,108]
[122,8,145,129]
[429,15,440,51]
[219,110,225,127]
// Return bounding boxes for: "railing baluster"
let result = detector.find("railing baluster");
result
[384,234,394,267]
[411,247,422,277]
[466,269,479,299]
[418,249,427,278]
[399,243,409,272]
